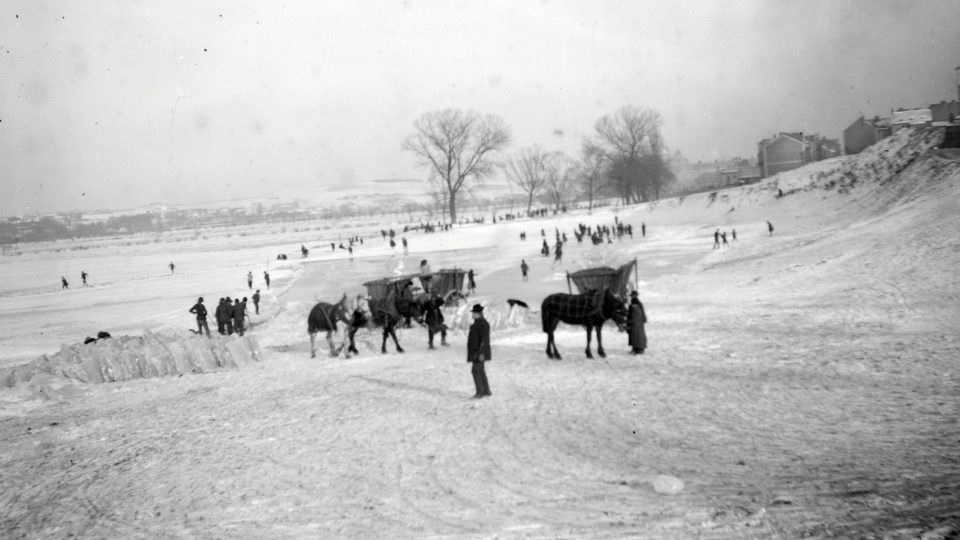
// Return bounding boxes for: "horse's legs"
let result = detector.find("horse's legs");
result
[596,324,606,358]
[545,330,554,359]
[380,328,389,354]
[347,329,359,354]
[390,324,404,353]
[585,326,594,359]
[309,332,316,358]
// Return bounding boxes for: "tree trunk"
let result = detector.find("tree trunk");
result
[448,191,458,222]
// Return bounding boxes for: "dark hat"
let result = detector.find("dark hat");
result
[198,296,204,302]
[630,291,638,298]
[471,304,484,313]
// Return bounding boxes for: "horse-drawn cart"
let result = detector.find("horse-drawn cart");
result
[566,259,637,297]
[362,274,420,301]
[425,268,468,306]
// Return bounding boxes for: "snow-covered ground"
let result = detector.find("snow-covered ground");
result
[1,128,959,537]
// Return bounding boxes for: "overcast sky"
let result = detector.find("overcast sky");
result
[1,0,958,216]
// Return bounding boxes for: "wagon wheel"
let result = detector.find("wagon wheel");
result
[444,290,467,306]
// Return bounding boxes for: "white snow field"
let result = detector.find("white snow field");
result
[1,127,959,538]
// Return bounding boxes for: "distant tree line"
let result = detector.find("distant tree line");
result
[403,104,676,221]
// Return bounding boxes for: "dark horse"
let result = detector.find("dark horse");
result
[541,288,628,360]
[308,294,351,358]
[346,292,422,354]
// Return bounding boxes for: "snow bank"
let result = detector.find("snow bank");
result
[0,330,263,389]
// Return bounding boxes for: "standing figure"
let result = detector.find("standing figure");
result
[713,229,721,249]
[402,237,408,255]
[732,229,737,241]
[767,221,774,236]
[215,298,228,334]
[721,231,728,247]
[301,245,309,258]
[553,242,563,264]
[627,291,647,354]
[521,260,529,281]
[81,271,88,286]
[189,297,211,337]
[252,289,261,315]
[61,277,69,289]
[232,299,245,336]
[264,271,271,289]
[247,271,253,290]
[424,292,448,349]
[641,222,646,237]
[466,304,491,399]
[168,262,175,274]
[467,269,476,294]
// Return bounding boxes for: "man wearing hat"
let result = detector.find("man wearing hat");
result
[189,296,211,337]
[466,303,492,398]
[627,291,647,354]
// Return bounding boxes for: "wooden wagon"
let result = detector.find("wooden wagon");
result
[423,267,468,306]
[362,274,421,301]
[566,259,637,298]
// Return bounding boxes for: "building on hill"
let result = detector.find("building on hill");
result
[890,107,933,133]
[843,116,892,155]
[758,132,843,177]
[930,100,960,123]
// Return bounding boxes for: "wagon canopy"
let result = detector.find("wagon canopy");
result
[362,274,420,300]
[567,260,636,297]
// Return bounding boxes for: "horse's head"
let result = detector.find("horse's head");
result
[334,293,351,323]
[603,288,629,329]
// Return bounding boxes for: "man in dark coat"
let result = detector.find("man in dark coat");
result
[232,299,245,336]
[189,297,211,337]
[466,304,491,398]
[425,292,448,349]
[252,290,261,315]
[263,271,271,289]
[520,259,529,281]
[627,291,647,354]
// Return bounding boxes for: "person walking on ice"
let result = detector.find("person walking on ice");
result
[252,289,261,315]
[732,229,737,241]
[767,221,774,236]
[247,271,253,290]
[467,269,476,294]
[627,291,647,355]
[521,259,529,281]
[263,271,271,289]
[189,297,211,337]
[81,271,88,286]
[61,277,69,289]
[168,262,175,274]
[467,304,491,399]
[721,231,729,247]
[713,229,721,249]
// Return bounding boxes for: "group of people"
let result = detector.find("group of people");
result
[711,221,775,248]
[189,294,259,337]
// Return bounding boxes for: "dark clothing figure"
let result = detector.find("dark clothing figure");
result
[169,262,175,274]
[641,223,646,237]
[627,296,647,354]
[721,231,728,247]
[61,277,69,289]
[424,296,448,349]
[402,237,408,254]
[252,290,261,315]
[767,221,774,236]
[732,229,737,241]
[81,271,88,286]
[467,269,476,294]
[232,300,245,336]
[713,229,721,249]
[247,271,253,290]
[554,242,563,263]
[467,305,491,398]
[215,298,230,334]
[521,260,529,281]
[264,272,271,289]
[189,298,211,337]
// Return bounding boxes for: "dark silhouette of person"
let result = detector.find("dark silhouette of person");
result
[232,299,245,336]
[61,277,69,289]
[425,293,448,349]
[467,304,491,399]
[467,269,476,294]
[721,231,728,247]
[732,229,737,241]
[215,298,228,334]
[713,229,721,249]
[767,221,774,236]
[263,271,271,289]
[627,291,647,354]
[189,297,211,337]
[247,271,253,290]
[252,290,261,315]
[169,262,175,274]
[81,271,88,286]
[641,222,646,237]
[521,260,529,281]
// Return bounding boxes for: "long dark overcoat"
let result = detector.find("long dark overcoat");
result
[628,301,647,351]
[467,317,491,362]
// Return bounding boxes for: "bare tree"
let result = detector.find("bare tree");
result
[593,105,665,203]
[575,142,607,212]
[402,109,511,222]
[543,152,574,212]
[502,146,550,215]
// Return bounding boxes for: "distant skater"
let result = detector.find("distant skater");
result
[61,277,69,289]
[627,291,647,355]
[252,289,261,315]
[168,262,175,274]
[247,271,253,290]
[81,271,88,286]
[402,237,408,255]
[553,242,563,264]
[732,229,737,241]
[467,304,491,399]
[713,229,721,249]
[189,297,211,337]
[521,259,529,281]
[641,222,646,237]
[767,221,774,236]
[467,269,476,294]
[721,231,728,247]
[264,271,271,289]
